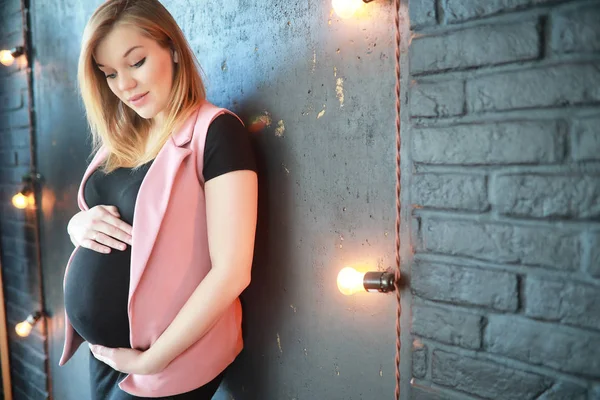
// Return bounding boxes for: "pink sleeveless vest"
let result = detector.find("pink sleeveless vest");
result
[59,100,244,397]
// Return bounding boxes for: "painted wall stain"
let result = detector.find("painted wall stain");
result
[283,164,290,174]
[317,106,326,119]
[334,363,340,376]
[312,50,316,73]
[275,120,285,137]
[221,60,227,71]
[336,77,344,107]
[290,304,297,313]
[247,112,272,133]
[277,333,283,354]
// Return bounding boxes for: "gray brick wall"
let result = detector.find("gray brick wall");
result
[0,0,49,399]
[408,0,600,399]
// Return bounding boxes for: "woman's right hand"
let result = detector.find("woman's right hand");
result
[67,205,133,253]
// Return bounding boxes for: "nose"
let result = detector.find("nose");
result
[117,72,136,93]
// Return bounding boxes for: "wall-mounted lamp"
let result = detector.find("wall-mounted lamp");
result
[337,266,396,295]
[15,311,42,338]
[0,46,25,67]
[12,172,41,209]
[332,0,375,19]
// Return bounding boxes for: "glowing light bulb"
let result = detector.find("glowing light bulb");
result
[332,0,364,19]
[15,313,41,337]
[12,192,28,209]
[337,267,366,295]
[0,49,15,66]
[15,320,33,337]
[12,192,34,209]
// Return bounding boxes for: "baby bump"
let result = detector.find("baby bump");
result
[64,246,132,348]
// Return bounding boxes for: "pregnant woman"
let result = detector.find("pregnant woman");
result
[59,1,258,399]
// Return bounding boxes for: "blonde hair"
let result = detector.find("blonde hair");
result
[78,0,206,172]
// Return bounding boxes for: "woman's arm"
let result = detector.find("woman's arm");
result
[144,169,258,370]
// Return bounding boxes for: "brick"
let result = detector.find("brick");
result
[551,4,600,54]
[0,7,22,37]
[11,370,49,400]
[4,286,36,312]
[412,121,564,165]
[1,106,30,129]
[412,304,482,349]
[444,0,558,23]
[0,0,22,16]
[412,173,487,211]
[419,218,581,271]
[1,203,30,221]
[411,385,466,400]
[0,166,29,184]
[410,21,539,74]
[432,350,552,400]
[410,80,464,118]
[467,63,600,112]
[409,0,436,28]
[1,252,28,274]
[537,382,587,400]
[412,262,518,311]
[572,117,600,162]
[10,353,47,394]
[491,173,600,218]
[525,276,600,331]
[0,89,24,110]
[0,149,30,166]
[0,70,27,110]
[584,232,600,278]
[412,341,427,378]
[485,315,600,377]
[0,128,31,148]
[1,236,38,259]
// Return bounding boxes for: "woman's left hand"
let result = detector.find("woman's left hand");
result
[88,344,166,375]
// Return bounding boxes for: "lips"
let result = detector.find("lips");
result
[128,92,148,102]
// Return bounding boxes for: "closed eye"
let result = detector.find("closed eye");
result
[133,57,146,68]
[104,57,146,79]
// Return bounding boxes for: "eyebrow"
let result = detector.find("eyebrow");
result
[96,45,143,68]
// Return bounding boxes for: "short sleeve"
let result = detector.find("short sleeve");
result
[203,113,257,182]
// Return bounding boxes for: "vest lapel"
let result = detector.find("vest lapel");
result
[127,108,200,311]
[127,140,192,305]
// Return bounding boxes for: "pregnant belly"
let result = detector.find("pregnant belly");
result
[64,246,132,348]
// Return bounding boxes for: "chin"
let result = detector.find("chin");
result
[133,108,157,120]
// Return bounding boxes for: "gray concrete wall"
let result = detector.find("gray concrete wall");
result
[31,1,403,399]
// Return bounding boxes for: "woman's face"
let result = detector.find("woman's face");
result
[94,24,174,123]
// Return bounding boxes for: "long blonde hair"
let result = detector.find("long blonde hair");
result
[78,0,206,172]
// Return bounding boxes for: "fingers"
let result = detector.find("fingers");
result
[78,205,133,254]
[97,206,133,236]
[90,230,128,251]
[80,237,112,254]
[99,213,133,238]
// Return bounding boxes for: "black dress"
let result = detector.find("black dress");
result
[64,114,257,400]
